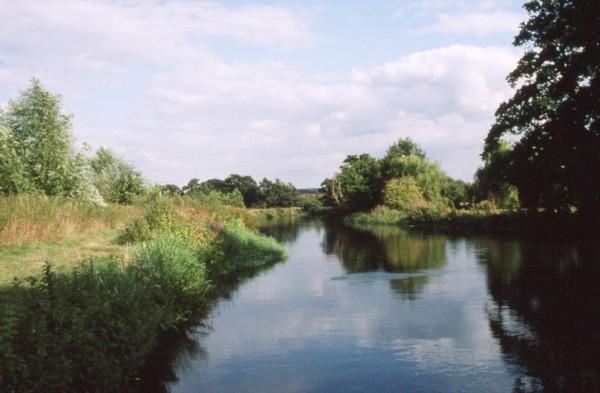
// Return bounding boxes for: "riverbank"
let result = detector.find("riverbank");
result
[0,196,288,393]
[344,206,600,238]
[248,206,304,227]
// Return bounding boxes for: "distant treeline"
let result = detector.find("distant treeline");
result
[160,175,301,209]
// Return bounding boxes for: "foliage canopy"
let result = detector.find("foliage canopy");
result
[484,0,600,211]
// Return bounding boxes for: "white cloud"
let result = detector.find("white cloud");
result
[415,11,523,35]
[0,1,519,187]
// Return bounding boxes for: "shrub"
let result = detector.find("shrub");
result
[345,205,407,226]
[135,233,210,314]
[119,198,210,244]
[206,220,287,278]
[253,207,302,228]
[0,260,165,393]
[300,195,324,215]
[383,177,425,210]
[189,189,245,209]
[404,205,446,225]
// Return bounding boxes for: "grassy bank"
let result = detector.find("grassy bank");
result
[345,205,600,237]
[249,207,303,227]
[0,229,134,286]
[0,196,287,393]
[0,195,140,247]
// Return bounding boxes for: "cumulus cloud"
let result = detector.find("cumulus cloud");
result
[415,11,523,35]
[0,0,519,187]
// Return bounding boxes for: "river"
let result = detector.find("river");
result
[144,219,600,392]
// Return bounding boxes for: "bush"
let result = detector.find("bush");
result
[300,195,324,215]
[189,189,245,209]
[135,233,210,313]
[0,260,166,393]
[254,207,302,228]
[119,198,210,244]
[345,205,407,226]
[383,177,425,210]
[206,220,287,278]
[404,206,446,225]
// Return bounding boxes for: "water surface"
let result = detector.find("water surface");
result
[148,219,600,392]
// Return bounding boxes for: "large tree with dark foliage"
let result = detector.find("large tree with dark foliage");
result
[258,178,299,207]
[223,174,260,207]
[484,0,600,212]
[337,154,383,211]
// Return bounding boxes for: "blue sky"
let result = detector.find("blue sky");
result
[0,0,525,187]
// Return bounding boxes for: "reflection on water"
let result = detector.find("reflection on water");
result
[476,239,600,392]
[322,223,446,300]
[143,219,600,393]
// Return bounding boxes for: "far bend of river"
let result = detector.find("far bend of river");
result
[144,219,600,393]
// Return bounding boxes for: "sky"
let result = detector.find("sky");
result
[0,0,526,188]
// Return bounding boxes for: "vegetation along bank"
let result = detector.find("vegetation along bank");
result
[0,80,295,393]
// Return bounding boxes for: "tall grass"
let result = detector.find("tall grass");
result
[345,205,408,227]
[207,220,288,278]
[0,196,288,393]
[0,195,139,246]
[251,207,303,228]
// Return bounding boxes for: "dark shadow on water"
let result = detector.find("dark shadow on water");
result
[475,237,600,392]
[259,218,323,244]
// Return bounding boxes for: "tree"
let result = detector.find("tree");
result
[319,177,344,207]
[90,147,145,204]
[337,154,382,210]
[484,0,600,212]
[474,140,520,210]
[161,184,182,196]
[182,178,202,195]
[223,174,260,207]
[442,178,470,209]
[384,138,426,161]
[258,178,299,207]
[386,155,446,204]
[1,78,84,196]
[201,178,228,193]
[383,177,425,210]
[0,124,32,194]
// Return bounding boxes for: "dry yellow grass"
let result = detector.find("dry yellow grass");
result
[0,195,141,247]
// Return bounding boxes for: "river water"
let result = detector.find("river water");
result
[147,219,600,393]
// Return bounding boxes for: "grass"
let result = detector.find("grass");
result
[250,207,303,227]
[0,229,134,286]
[345,205,408,227]
[0,195,288,393]
[0,195,140,247]
[344,205,600,237]
[208,221,288,278]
